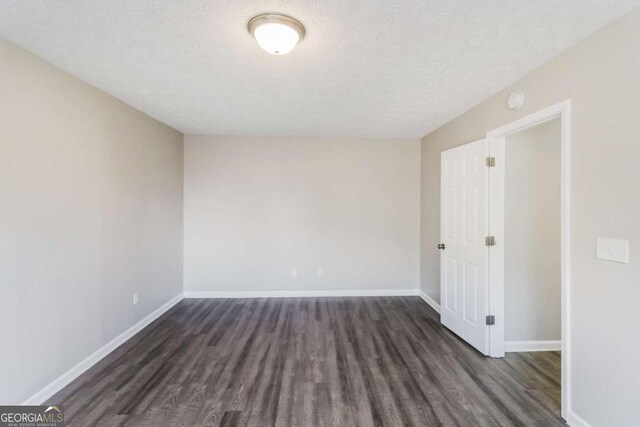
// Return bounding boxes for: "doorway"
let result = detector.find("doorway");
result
[487,100,571,420]
[503,117,561,353]
[439,100,571,420]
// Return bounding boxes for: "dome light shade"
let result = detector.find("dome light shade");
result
[248,14,305,55]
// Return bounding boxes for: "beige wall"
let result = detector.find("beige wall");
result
[184,135,420,294]
[505,119,561,342]
[0,38,183,404]
[420,8,640,426]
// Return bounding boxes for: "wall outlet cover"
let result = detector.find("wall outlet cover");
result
[596,237,629,264]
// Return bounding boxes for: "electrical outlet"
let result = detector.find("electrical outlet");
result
[291,268,298,277]
[133,292,139,305]
[317,267,324,277]
[596,237,629,263]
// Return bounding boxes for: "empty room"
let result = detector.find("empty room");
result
[1,1,639,426]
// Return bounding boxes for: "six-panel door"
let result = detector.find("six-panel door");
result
[440,139,490,355]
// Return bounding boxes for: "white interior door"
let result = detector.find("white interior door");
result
[440,139,490,354]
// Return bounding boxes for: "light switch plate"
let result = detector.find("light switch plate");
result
[596,237,629,264]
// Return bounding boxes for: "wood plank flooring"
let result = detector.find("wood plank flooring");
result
[47,297,565,426]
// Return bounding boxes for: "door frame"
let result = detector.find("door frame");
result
[486,99,571,420]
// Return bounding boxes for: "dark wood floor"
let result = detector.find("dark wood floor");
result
[48,297,564,426]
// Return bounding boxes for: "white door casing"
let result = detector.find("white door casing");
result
[485,100,571,420]
[440,139,490,355]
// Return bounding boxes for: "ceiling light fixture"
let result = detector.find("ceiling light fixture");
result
[247,13,305,55]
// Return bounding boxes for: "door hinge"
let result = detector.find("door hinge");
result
[485,236,496,246]
[486,157,496,167]
[486,315,496,326]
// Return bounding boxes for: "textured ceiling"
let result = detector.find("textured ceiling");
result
[1,1,639,138]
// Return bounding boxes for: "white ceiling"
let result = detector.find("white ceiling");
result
[1,1,638,138]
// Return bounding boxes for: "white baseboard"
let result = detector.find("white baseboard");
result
[419,291,441,314]
[567,410,593,427]
[504,340,561,352]
[183,289,420,298]
[22,293,184,405]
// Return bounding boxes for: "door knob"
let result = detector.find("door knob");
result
[437,243,445,250]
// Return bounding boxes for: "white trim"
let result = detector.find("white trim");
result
[486,99,571,421]
[22,293,184,405]
[488,135,506,357]
[419,291,441,314]
[504,340,561,352]
[183,289,420,298]
[567,411,593,427]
